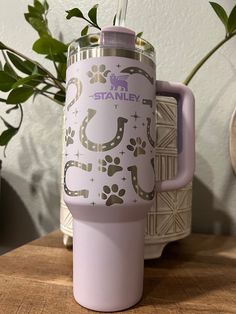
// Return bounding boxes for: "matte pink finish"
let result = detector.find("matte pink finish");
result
[101,26,135,35]
[64,25,195,312]
[73,212,146,312]
[156,80,195,191]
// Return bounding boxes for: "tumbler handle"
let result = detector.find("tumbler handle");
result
[156,80,195,192]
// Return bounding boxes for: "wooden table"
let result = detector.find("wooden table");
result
[0,231,236,314]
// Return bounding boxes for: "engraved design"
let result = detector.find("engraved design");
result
[79,109,128,152]
[65,127,75,147]
[110,73,129,91]
[142,99,153,107]
[64,160,92,197]
[121,67,153,84]
[61,70,192,260]
[127,137,146,157]
[101,184,125,206]
[147,117,155,148]
[87,64,111,84]
[130,112,140,121]
[98,155,123,176]
[66,77,82,111]
[127,159,155,201]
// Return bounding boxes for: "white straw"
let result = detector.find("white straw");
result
[115,0,128,27]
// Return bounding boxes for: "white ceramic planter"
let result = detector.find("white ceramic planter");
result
[230,106,236,174]
[0,160,1,203]
[60,96,192,258]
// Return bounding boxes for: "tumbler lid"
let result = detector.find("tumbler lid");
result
[100,26,135,49]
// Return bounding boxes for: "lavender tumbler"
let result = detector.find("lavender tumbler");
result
[64,26,195,312]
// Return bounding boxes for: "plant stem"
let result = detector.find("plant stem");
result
[41,92,64,106]
[34,87,53,96]
[183,31,236,85]
[41,89,64,97]
[48,49,65,83]
[1,43,65,92]
[19,83,64,99]
[83,17,101,30]
[52,58,65,83]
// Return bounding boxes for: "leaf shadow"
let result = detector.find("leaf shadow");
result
[0,176,39,255]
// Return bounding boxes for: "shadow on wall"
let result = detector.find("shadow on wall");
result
[0,133,61,255]
[17,135,61,233]
[192,154,232,235]
[0,177,39,255]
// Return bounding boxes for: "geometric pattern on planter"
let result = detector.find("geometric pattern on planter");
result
[145,97,192,248]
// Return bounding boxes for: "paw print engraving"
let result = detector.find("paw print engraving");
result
[65,127,75,146]
[87,65,110,84]
[127,137,146,157]
[98,155,123,176]
[101,184,125,206]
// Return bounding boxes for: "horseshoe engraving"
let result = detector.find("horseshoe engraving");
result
[121,67,153,85]
[127,159,155,201]
[80,109,128,152]
[147,117,155,148]
[64,160,92,197]
[66,77,82,111]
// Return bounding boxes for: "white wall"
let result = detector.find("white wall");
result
[0,0,236,251]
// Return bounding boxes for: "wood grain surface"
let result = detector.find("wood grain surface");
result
[0,231,236,314]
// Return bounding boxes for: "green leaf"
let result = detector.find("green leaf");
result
[24,60,40,74]
[81,25,89,36]
[0,98,6,103]
[41,84,53,92]
[24,12,42,24]
[7,52,34,75]
[6,87,34,104]
[45,53,67,63]
[3,63,18,79]
[27,5,43,18]
[33,36,68,55]
[136,32,143,38]
[88,4,98,25]
[0,128,18,146]
[34,0,45,14]
[0,71,16,92]
[228,5,236,34]
[57,63,66,81]
[210,2,229,33]
[0,42,7,50]
[12,74,43,89]
[66,8,84,20]
[113,14,116,26]
[44,0,49,11]
[54,90,65,103]
[26,16,49,36]
[0,61,2,71]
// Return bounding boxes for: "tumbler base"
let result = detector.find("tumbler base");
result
[73,216,145,312]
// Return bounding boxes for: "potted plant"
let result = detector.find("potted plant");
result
[0,1,235,256]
